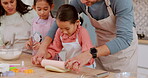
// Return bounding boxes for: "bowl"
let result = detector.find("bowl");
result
[0,49,22,60]
[110,72,148,78]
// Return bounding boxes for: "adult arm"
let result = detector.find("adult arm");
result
[65,0,135,71]
[70,0,134,54]
[106,0,134,54]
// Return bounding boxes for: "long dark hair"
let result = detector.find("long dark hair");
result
[33,0,54,17]
[0,0,32,16]
[56,4,78,24]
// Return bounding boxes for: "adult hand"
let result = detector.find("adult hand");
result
[65,51,92,72]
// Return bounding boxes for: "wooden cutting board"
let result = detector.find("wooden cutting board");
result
[0,53,108,78]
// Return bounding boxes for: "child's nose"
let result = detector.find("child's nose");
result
[8,3,12,8]
[62,30,68,34]
[40,11,44,14]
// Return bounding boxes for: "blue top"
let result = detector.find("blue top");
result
[47,0,135,54]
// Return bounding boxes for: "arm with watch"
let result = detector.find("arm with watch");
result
[65,44,110,71]
[90,45,110,58]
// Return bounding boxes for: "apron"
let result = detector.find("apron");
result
[59,35,95,68]
[32,16,54,55]
[1,12,31,49]
[86,0,138,72]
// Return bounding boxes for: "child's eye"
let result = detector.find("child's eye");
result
[44,8,48,11]
[37,9,41,11]
[10,0,14,3]
[3,2,8,5]
[44,9,48,11]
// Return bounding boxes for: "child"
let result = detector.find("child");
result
[46,4,95,69]
[25,0,55,55]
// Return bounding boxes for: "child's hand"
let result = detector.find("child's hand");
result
[32,42,41,50]
[25,40,33,49]
[31,49,48,65]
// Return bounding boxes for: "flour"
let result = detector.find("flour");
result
[0,49,22,60]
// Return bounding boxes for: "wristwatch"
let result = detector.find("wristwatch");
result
[90,48,98,58]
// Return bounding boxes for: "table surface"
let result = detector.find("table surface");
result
[0,53,110,78]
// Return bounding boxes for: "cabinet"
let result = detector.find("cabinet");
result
[137,44,148,74]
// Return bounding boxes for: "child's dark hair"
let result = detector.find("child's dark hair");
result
[0,0,32,16]
[33,0,54,17]
[56,4,78,24]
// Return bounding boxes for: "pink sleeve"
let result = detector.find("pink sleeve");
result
[47,28,63,59]
[78,27,94,65]
[78,27,94,52]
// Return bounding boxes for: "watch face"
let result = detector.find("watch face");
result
[91,48,97,54]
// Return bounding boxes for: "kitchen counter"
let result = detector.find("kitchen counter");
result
[138,40,148,44]
[0,53,110,78]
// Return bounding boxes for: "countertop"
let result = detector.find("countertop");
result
[0,53,110,78]
[138,40,148,44]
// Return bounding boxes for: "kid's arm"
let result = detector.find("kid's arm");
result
[46,29,63,59]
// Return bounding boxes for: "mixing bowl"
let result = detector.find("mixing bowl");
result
[0,49,22,60]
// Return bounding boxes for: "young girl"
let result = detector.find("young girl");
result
[46,4,95,69]
[25,0,55,55]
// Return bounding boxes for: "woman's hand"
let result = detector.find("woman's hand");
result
[65,52,92,72]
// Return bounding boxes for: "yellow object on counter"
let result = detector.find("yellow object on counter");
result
[11,69,19,73]
[24,69,34,73]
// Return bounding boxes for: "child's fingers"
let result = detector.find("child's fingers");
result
[65,59,71,68]
[72,62,80,72]
[36,57,43,65]
[31,56,37,64]
[26,44,32,49]
[25,41,32,49]
[32,52,45,65]
[65,60,79,70]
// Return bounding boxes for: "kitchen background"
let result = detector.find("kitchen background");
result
[22,0,148,74]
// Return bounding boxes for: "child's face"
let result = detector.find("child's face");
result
[1,0,17,15]
[56,20,80,36]
[34,1,53,19]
